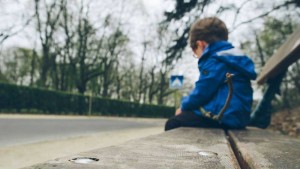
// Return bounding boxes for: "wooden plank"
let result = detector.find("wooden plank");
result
[25,128,239,169]
[229,128,300,169]
[257,26,300,85]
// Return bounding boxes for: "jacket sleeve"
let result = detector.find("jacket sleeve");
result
[181,58,228,111]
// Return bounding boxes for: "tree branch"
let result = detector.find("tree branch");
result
[231,1,295,32]
[0,13,34,45]
[231,0,254,28]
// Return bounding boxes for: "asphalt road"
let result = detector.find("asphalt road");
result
[0,116,164,147]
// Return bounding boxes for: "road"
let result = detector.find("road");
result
[0,115,165,147]
[0,114,166,169]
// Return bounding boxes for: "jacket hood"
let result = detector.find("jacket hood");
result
[201,41,257,80]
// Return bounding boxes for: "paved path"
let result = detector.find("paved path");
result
[0,114,166,169]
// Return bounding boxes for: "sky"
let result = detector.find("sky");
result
[2,0,298,100]
[0,0,261,98]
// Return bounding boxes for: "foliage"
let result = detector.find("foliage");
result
[1,47,39,85]
[243,16,300,109]
[163,0,300,64]
[259,17,295,61]
[164,0,211,22]
[0,82,175,118]
[0,0,177,107]
[162,0,214,64]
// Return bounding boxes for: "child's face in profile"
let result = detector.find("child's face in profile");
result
[192,40,208,59]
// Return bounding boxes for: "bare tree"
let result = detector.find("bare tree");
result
[34,0,65,87]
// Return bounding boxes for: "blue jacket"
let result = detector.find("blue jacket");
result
[181,41,256,128]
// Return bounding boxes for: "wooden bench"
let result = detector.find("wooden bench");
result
[25,25,300,169]
[25,128,237,169]
[250,25,300,128]
[229,128,300,169]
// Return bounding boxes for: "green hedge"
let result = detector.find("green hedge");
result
[0,82,175,118]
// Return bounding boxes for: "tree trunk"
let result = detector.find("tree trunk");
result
[39,45,50,87]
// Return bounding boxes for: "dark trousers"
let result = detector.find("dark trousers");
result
[165,111,226,131]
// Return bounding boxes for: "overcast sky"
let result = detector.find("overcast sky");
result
[1,0,298,99]
[0,0,264,98]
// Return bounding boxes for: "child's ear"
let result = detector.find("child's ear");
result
[196,40,208,49]
[196,41,202,49]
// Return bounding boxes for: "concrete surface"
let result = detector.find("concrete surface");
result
[25,128,240,169]
[0,114,165,147]
[0,114,166,169]
[229,128,300,169]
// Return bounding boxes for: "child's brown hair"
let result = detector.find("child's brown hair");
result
[189,17,228,50]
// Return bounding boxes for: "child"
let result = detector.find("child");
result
[165,17,257,131]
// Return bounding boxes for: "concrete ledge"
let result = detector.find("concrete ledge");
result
[25,128,239,169]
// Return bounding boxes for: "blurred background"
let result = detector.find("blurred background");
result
[0,0,300,168]
[1,0,300,106]
[1,0,300,141]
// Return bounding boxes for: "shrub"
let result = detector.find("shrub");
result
[0,82,174,118]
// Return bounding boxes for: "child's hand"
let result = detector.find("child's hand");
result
[175,108,182,116]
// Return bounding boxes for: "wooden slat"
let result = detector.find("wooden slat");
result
[25,128,239,169]
[257,26,300,85]
[229,128,300,169]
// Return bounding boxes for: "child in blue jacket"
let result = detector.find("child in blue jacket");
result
[165,17,257,131]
